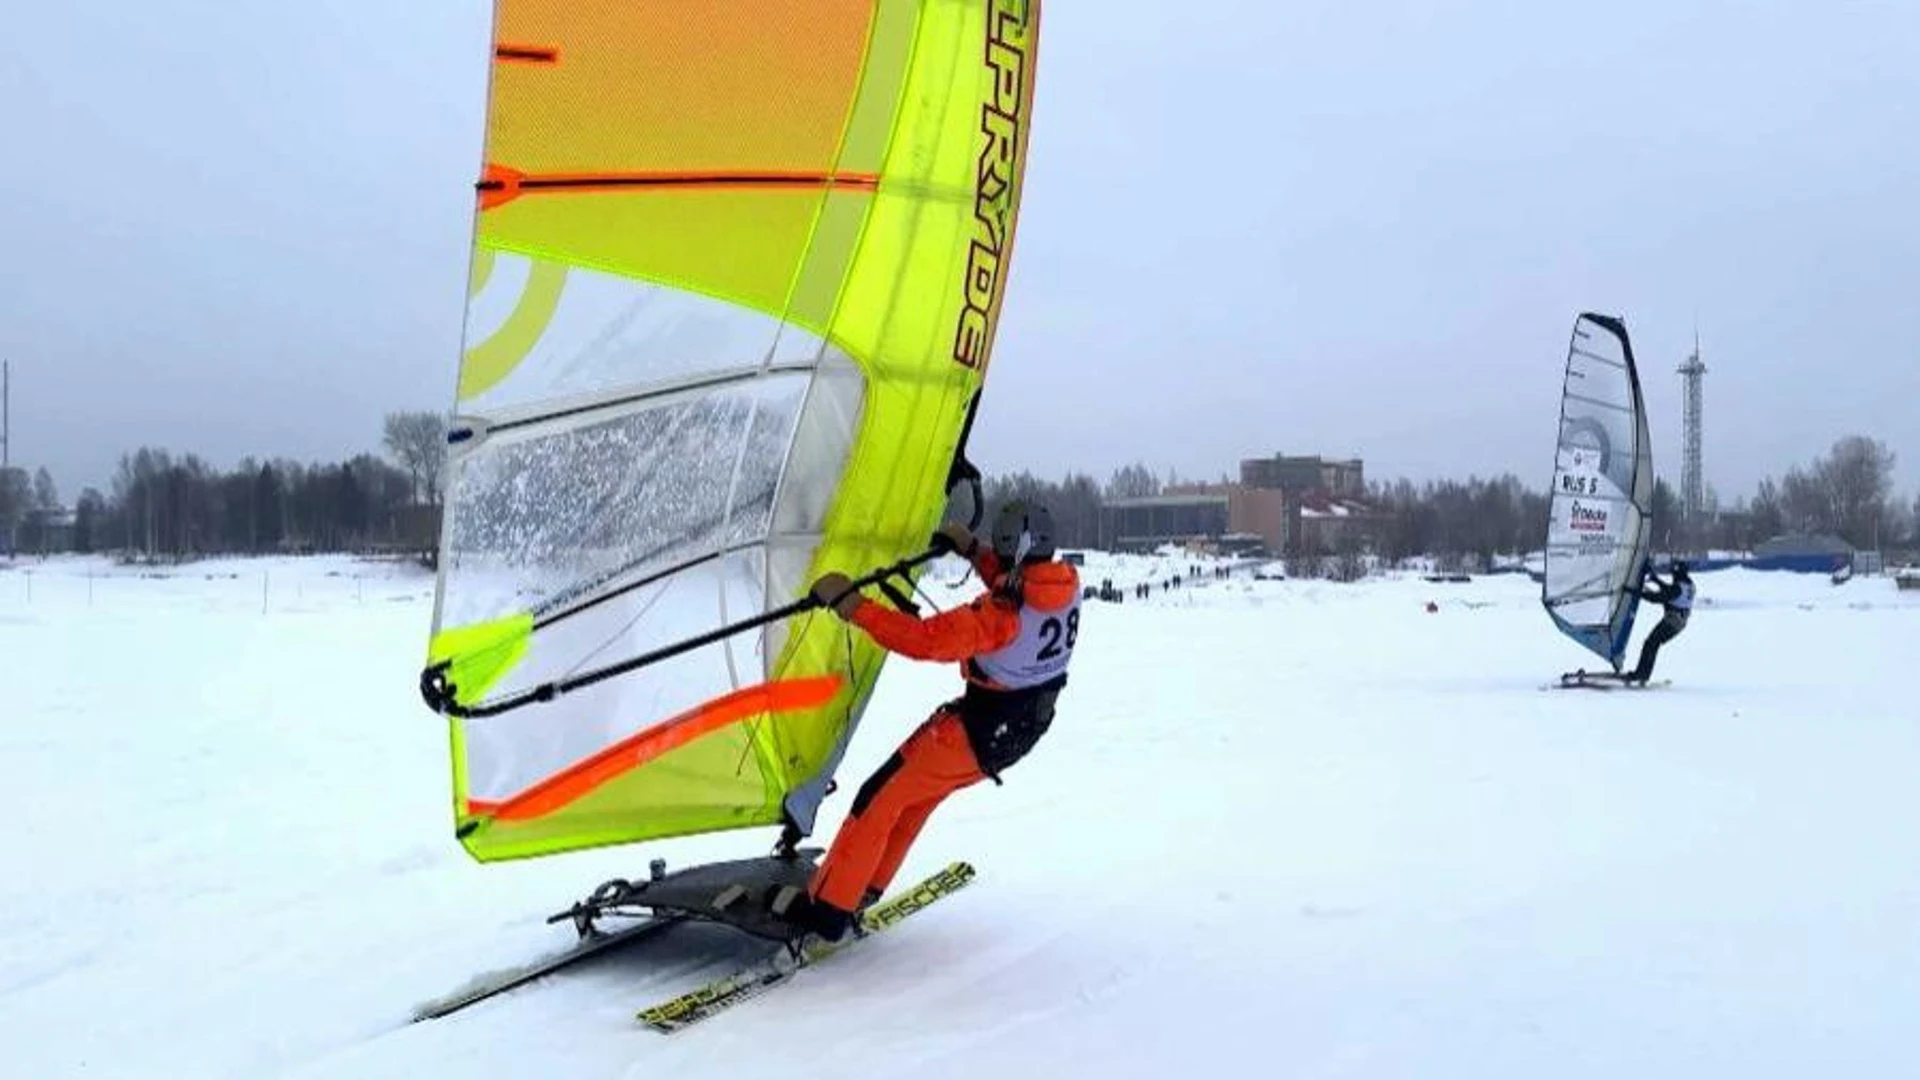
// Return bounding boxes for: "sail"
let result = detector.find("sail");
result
[1541,312,1655,670]
[424,0,1042,862]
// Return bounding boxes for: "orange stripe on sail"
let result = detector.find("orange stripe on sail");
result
[476,162,881,210]
[465,676,844,823]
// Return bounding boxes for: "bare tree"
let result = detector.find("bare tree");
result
[1779,466,1826,535]
[1648,477,1679,551]
[1753,436,1899,546]
[1816,435,1896,548]
[382,410,448,507]
[980,469,1101,549]
[1051,471,1102,549]
[1104,462,1161,500]
[32,467,57,511]
[1749,477,1786,542]
[1283,527,1325,579]
[74,488,106,553]
[0,467,28,551]
[253,462,286,551]
[1330,529,1368,582]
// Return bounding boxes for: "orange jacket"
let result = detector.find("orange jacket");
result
[847,547,1081,686]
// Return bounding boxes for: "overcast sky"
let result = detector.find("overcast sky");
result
[4,0,1916,505]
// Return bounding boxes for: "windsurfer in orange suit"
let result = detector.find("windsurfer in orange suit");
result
[767,500,1083,942]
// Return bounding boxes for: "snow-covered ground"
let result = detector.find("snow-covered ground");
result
[3,552,1916,1079]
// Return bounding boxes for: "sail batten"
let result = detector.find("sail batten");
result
[1541,312,1655,671]
[424,0,1041,863]
[471,360,838,437]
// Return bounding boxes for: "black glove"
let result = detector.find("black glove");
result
[930,522,976,556]
[810,572,861,618]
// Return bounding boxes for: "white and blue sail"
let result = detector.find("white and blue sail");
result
[1541,312,1655,671]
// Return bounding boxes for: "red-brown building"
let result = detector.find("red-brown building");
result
[1098,454,1383,555]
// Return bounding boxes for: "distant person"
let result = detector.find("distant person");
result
[1624,560,1695,685]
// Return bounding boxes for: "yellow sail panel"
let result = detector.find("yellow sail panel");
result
[481,187,839,328]
[427,0,1042,863]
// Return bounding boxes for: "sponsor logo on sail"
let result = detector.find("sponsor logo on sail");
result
[1570,500,1609,532]
[953,0,1029,370]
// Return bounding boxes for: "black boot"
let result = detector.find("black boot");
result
[766,885,854,943]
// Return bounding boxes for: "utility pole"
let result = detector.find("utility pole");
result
[1,360,9,559]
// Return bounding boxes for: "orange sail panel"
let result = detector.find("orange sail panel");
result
[466,676,844,823]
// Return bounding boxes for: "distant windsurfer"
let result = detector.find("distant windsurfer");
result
[1623,560,1694,685]
[767,500,1082,942]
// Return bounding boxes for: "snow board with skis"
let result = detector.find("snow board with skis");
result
[1546,670,1672,691]
[413,853,975,1026]
[637,859,976,1034]
[412,848,830,1021]
[418,845,856,1014]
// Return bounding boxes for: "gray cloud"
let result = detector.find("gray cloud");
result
[977,0,1920,499]
[4,0,1914,508]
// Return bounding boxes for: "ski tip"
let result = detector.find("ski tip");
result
[929,861,978,891]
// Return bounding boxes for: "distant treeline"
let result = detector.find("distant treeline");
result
[979,432,1916,563]
[1728,435,1910,552]
[0,411,446,560]
[3,414,1911,565]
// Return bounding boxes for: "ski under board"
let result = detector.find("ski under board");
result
[411,911,688,1021]
[636,860,976,1034]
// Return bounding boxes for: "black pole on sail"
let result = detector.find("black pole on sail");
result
[421,546,945,720]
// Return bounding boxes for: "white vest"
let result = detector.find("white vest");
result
[971,596,1081,690]
[1672,579,1695,611]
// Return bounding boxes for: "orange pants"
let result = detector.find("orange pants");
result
[810,708,985,912]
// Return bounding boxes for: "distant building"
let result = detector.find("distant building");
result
[1240,454,1366,498]
[1292,489,1388,554]
[1752,532,1853,560]
[1749,532,1854,574]
[1100,492,1230,552]
[1239,453,1381,553]
[10,505,75,554]
[1097,453,1381,556]
[1099,483,1293,555]
[1224,485,1288,553]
